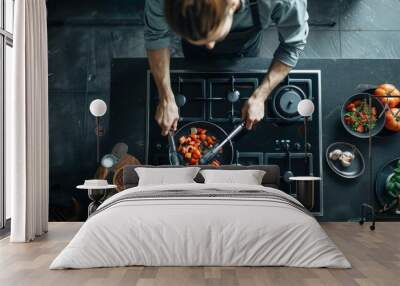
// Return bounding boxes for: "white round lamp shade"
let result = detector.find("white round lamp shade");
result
[89,99,107,117]
[297,99,315,117]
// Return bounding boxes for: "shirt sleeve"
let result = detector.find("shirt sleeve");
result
[271,0,309,67]
[144,0,171,50]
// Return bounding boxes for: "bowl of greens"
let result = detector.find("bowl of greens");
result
[341,93,385,138]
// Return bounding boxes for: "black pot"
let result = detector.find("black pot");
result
[272,85,306,121]
[341,93,385,138]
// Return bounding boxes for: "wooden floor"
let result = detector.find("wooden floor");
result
[0,222,399,286]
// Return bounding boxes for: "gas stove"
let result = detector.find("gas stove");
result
[146,70,322,215]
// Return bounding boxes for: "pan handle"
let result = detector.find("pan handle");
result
[200,122,245,165]
[168,131,180,166]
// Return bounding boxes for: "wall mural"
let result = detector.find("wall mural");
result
[47,1,400,222]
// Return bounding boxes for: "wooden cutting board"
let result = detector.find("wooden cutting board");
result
[113,154,141,192]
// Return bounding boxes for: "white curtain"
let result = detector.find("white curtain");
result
[7,0,49,242]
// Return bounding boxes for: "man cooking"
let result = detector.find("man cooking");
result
[145,0,309,135]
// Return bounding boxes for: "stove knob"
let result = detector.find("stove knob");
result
[294,142,301,151]
[280,140,286,150]
[274,140,281,151]
[175,94,186,108]
[227,90,240,103]
[305,143,312,152]
[282,140,290,152]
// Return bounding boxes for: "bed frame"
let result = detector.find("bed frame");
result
[122,165,281,190]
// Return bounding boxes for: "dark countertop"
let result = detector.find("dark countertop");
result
[110,58,400,221]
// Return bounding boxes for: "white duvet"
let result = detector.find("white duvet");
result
[50,183,351,269]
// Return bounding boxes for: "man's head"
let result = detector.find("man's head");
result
[164,0,240,50]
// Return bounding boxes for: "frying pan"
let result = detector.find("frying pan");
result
[169,121,234,165]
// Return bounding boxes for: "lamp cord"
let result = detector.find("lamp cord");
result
[96,117,100,163]
[304,116,308,176]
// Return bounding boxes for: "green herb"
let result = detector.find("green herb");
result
[387,161,400,198]
[344,98,378,133]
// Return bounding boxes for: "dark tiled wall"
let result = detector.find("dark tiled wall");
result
[262,0,400,59]
[47,0,400,60]
[47,0,400,221]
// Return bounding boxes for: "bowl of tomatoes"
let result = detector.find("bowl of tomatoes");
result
[341,93,386,138]
[172,121,234,166]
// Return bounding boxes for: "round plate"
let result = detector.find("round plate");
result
[375,157,400,208]
[325,142,365,179]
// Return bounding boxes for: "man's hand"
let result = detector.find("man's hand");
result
[241,90,268,130]
[242,59,293,130]
[155,94,179,136]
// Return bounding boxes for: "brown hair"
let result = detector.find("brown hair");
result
[164,0,228,41]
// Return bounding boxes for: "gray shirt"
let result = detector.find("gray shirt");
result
[144,0,309,67]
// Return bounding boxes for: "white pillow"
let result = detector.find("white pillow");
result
[200,169,266,185]
[135,167,200,186]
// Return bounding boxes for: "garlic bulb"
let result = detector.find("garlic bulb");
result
[341,151,355,162]
[329,149,343,161]
[339,151,354,168]
[341,158,352,167]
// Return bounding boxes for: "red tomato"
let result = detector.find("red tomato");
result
[192,149,201,159]
[356,125,365,133]
[178,136,186,144]
[374,84,400,108]
[344,116,355,125]
[385,108,400,132]
[346,103,355,111]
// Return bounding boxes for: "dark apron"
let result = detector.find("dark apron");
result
[182,0,263,59]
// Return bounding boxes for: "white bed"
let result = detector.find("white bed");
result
[50,183,350,269]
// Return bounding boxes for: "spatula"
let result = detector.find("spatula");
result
[168,131,180,166]
[199,122,245,165]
